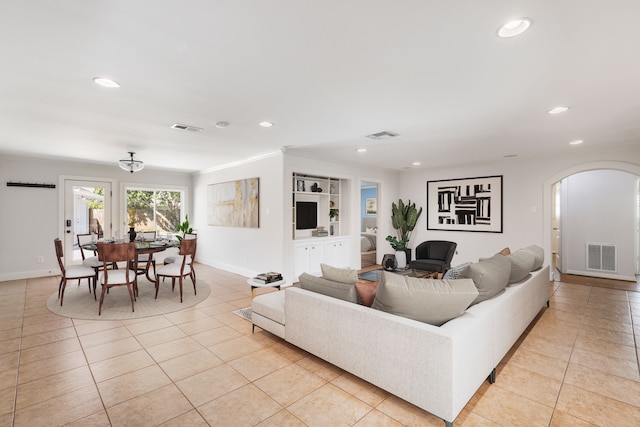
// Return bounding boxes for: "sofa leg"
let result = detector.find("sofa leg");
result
[547,300,550,307]
[252,324,255,333]
[444,420,453,427]
[488,368,496,384]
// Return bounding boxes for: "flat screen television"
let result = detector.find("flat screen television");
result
[296,201,318,229]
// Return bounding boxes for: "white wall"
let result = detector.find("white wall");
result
[0,155,192,281]
[562,169,637,279]
[398,147,640,273]
[192,153,285,278]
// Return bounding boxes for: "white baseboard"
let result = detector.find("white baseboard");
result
[0,269,59,282]
[564,269,636,282]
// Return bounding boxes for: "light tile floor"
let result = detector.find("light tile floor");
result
[0,265,639,426]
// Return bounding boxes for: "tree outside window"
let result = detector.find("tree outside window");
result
[126,188,183,235]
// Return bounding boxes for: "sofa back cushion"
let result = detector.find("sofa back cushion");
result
[507,249,536,283]
[371,271,478,326]
[523,245,544,270]
[320,263,358,284]
[460,254,511,304]
[299,272,360,303]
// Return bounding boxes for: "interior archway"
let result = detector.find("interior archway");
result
[543,161,640,280]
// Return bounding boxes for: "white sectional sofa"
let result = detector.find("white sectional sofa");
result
[252,255,550,426]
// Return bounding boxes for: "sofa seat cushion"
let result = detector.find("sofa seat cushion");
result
[371,271,478,326]
[460,254,511,305]
[252,290,285,325]
[299,272,359,303]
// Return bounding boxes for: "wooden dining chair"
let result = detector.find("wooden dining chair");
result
[133,231,157,279]
[163,232,197,283]
[77,233,115,297]
[54,238,96,306]
[97,242,137,315]
[155,238,197,303]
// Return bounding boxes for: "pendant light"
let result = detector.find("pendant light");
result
[118,151,144,173]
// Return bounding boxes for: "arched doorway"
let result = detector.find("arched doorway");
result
[543,161,640,281]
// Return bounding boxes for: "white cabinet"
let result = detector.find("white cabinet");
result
[323,238,350,268]
[292,237,349,280]
[293,241,324,279]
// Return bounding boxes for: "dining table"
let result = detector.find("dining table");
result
[82,239,180,282]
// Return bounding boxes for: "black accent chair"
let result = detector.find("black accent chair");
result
[409,241,457,275]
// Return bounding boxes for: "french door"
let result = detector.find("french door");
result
[63,179,112,263]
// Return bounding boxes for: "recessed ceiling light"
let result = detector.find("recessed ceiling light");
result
[412,161,421,166]
[356,148,367,153]
[92,77,120,88]
[548,106,569,115]
[569,139,584,145]
[259,121,273,128]
[496,18,533,38]
[215,121,230,128]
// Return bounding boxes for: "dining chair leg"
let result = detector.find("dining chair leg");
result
[191,273,196,295]
[57,276,64,299]
[99,285,107,316]
[127,284,135,312]
[154,276,160,299]
[60,280,67,306]
[179,276,183,303]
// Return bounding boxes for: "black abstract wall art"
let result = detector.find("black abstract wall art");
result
[427,175,503,233]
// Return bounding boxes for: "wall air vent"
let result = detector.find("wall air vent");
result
[366,131,399,140]
[586,243,617,272]
[171,123,203,132]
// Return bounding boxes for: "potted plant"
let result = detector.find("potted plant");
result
[385,199,422,268]
[329,208,339,222]
[176,215,193,241]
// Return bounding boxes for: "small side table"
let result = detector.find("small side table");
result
[247,278,287,299]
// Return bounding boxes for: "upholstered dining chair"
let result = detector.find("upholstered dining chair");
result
[97,241,137,315]
[77,233,114,296]
[163,232,197,282]
[54,238,96,306]
[409,240,457,277]
[155,238,197,303]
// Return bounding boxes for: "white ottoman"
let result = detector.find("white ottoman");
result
[251,290,286,338]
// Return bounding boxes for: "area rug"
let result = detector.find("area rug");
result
[46,278,211,320]
[233,307,252,322]
[358,270,382,282]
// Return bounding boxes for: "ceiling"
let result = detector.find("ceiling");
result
[2,1,639,173]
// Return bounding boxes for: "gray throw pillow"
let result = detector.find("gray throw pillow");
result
[522,245,544,270]
[460,254,510,304]
[320,263,358,284]
[443,262,472,280]
[371,271,478,326]
[299,272,359,303]
[507,249,536,283]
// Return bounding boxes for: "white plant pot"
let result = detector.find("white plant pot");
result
[395,250,407,269]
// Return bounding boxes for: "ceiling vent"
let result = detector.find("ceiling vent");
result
[366,131,398,140]
[171,123,202,132]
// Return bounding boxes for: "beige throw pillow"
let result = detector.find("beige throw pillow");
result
[507,249,536,283]
[299,273,359,303]
[371,271,478,326]
[320,263,358,284]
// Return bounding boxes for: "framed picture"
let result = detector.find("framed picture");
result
[365,198,377,215]
[427,175,502,233]
[207,177,259,228]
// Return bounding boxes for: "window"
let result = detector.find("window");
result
[125,186,186,236]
